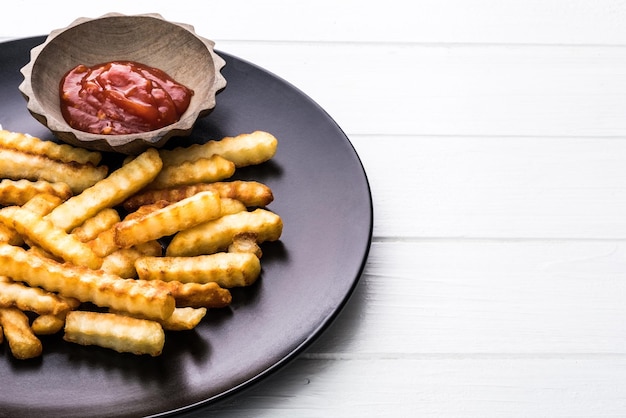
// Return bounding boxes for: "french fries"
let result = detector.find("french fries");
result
[44,147,162,232]
[0,179,72,206]
[111,307,208,331]
[148,154,235,190]
[114,190,222,249]
[0,129,282,359]
[71,208,120,242]
[0,307,42,359]
[167,208,283,257]
[0,244,175,321]
[0,130,102,165]
[159,281,232,308]
[0,279,76,316]
[0,147,107,194]
[0,206,103,269]
[64,311,165,356]
[135,252,262,288]
[123,180,274,211]
[158,130,278,168]
[32,314,66,335]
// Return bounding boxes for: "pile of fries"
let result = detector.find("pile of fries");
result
[0,129,282,358]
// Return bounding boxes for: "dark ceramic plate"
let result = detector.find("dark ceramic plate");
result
[0,37,372,417]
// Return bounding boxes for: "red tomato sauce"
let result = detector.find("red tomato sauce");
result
[59,61,193,135]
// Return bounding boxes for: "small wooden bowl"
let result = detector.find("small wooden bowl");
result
[19,13,227,154]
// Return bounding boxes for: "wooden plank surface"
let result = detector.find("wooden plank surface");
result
[352,135,626,239]
[3,1,626,45]
[207,357,626,418]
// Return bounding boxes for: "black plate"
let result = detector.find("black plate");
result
[0,37,372,417]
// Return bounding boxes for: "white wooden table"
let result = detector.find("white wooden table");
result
[4,1,626,416]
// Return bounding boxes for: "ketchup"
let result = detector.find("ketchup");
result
[59,61,194,135]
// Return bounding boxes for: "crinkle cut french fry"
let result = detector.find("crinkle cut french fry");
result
[45,147,162,232]
[114,191,222,249]
[228,232,263,258]
[112,307,207,331]
[123,180,274,211]
[158,131,278,168]
[86,206,158,258]
[71,208,120,243]
[0,179,72,206]
[101,241,163,278]
[0,206,103,269]
[27,245,62,262]
[0,222,21,246]
[166,208,283,257]
[21,193,64,215]
[0,129,102,165]
[0,280,75,316]
[64,311,164,356]
[0,147,107,194]
[4,193,65,247]
[0,244,175,321]
[87,202,169,258]
[136,252,261,288]
[219,198,247,216]
[148,154,235,190]
[158,280,232,308]
[32,314,66,335]
[87,228,118,258]
[0,307,42,359]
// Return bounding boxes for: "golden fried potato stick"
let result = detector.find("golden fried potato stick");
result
[136,252,262,288]
[229,232,263,258]
[112,307,207,331]
[219,197,247,216]
[0,222,20,246]
[0,280,75,316]
[148,154,235,190]
[85,206,156,257]
[0,206,103,269]
[0,307,42,359]
[0,179,72,206]
[45,147,162,232]
[0,148,107,194]
[70,208,120,243]
[4,194,65,248]
[167,208,283,257]
[101,241,162,278]
[0,129,102,165]
[22,193,64,214]
[157,307,206,331]
[27,245,61,262]
[158,280,233,308]
[123,180,274,211]
[31,314,66,335]
[87,228,118,258]
[0,244,175,321]
[159,131,278,168]
[64,311,165,356]
[114,191,222,249]
[87,203,169,258]
[4,193,67,247]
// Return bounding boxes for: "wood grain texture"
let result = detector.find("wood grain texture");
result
[206,358,626,417]
[2,1,626,45]
[351,135,626,239]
